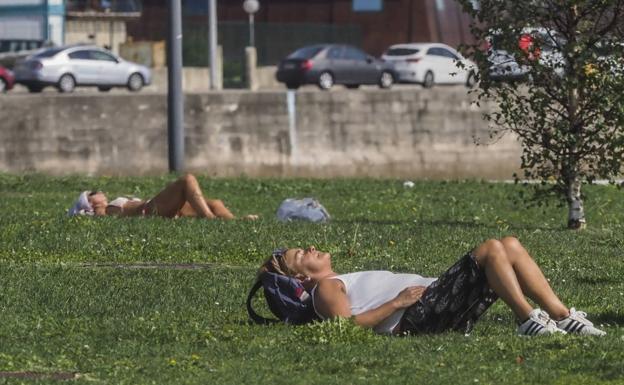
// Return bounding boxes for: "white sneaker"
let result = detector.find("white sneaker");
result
[517,309,566,336]
[556,308,606,336]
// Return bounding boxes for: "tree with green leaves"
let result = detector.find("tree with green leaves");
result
[455,0,624,229]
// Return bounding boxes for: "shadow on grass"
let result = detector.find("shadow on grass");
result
[0,372,77,380]
[333,218,562,232]
[76,262,250,271]
[333,218,489,227]
[332,218,419,226]
[592,310,624,326]
[577,276,623,285]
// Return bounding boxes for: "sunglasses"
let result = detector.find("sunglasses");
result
[272,248,292,274]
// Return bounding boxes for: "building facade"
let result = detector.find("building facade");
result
[0,0,65,51]
[64,0,141,55]
[219,0,476,54]
[0,0,141,55]
[129,0,475,56]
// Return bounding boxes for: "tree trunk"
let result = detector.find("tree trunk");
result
[565,23,585,230]
[567,175,586,229]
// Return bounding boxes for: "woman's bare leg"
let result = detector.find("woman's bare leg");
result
[176,198,236,219]
[205,199,235,220]
[177,202,198,217]
[499,237,569,320]
[149,174,216,218]
[472,239,534,320]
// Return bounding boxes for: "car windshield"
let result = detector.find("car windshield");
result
[385,48,420,56]
[33,47,65,58]
[288,46,324,59]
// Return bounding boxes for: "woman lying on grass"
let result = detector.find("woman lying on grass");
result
[68,173,258,220]
[260,237,605,336]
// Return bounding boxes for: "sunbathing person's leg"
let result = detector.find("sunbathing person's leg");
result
[206,199,236,220]
[472,239,534,320]
[475,238,605,336]
[177,202,198,217]
[149,174,216,218]
[176,196,258,219]
[175,198,235,219]
[499,236,569,320]
[178,199,236,219]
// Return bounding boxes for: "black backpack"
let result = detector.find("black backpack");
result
[246,271,320,325]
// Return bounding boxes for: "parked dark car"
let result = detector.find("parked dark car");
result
[276,44,396,90]
[0,65,15,93]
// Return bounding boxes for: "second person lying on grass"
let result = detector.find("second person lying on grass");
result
[68,173,258,220]
[258,237,605,336]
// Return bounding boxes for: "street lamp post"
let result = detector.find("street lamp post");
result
[242,0,259,47]
[167,0,185,172]
[208,0,218,89]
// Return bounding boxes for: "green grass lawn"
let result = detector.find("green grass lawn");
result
[0,174,623,384]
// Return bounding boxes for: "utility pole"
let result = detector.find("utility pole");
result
[407,0,413,42]
[208,0,218,89]
[167,0,185,172]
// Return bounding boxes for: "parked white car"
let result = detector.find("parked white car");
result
[14,45,152,93]
[381,43,477,88]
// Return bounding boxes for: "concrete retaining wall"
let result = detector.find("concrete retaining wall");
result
[0,88,521,178]
[148,66,281,92]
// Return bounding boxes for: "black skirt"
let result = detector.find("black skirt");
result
[396,252,498,335]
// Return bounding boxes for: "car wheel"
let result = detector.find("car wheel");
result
[466,71,477,88]
[345,84,360,89]
[423,71,434,89]
[27,85,43,93]
[286,82,300,90]
[58,74,76,93]
[127,73,144,92]
[98,86,112,92]
[379,71,394,89]
[317,71,334,90]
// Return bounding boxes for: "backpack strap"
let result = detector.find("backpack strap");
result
[246,279,279,325]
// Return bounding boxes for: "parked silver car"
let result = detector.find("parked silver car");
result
[14,45,152,93]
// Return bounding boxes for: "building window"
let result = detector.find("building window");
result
[353,0,383,12]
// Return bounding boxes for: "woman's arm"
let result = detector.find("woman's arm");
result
[314,279,427,329]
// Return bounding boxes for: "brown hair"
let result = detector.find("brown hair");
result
[257,248,295,278]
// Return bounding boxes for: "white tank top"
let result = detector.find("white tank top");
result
[312,271,437,334]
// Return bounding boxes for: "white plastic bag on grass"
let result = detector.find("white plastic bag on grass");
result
[276,198,330,223]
